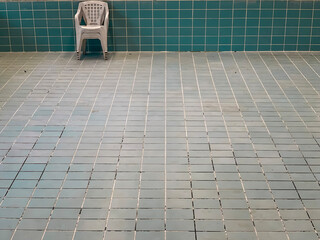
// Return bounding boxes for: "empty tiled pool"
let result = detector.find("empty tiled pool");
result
[0,52,320,240]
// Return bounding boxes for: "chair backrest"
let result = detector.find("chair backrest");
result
[80,1,108,25]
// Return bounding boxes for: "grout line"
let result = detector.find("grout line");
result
[232,51,291,240]
[257,0,262,51]
[202,52,229,239]
[296,1,302,51]
[180,52,197,240]
[283,0,289,51]
[68,54,115,239]
[164,51,167,240]
[217,52,260,239]
[308,1,315,51]
[133,52,153,240]
[102,52,141,239]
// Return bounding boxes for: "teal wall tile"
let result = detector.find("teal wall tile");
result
[167,36,178,45]
[154,45,165,51]
[9,29,21,37]
[0,0,319,52]
[180,45,191,51]
[60,20,73,28]
[167,28,178,36]
[140,10,152,18]
[22,28,34,36]
[140,19,152,27]
[245,45,257,51]
[11,37,23,45]
[180,19,192,27]
[154,19,165,28]
[220,36,231,44]
[49,36,61,45]
[180,37,191,45]
[259,36,272,44]
[220,1,233,9]
[141,36,152,45]
[194,9,205,18]
[233,28,245,36]
[22,20,34,28]
[35,28,48,36]
[219,45,231,51]
[140,2,152,10]
[297,45,310,51]
[50,45,62,51]
[60,10,73,18]
[193,45,205,51]
[33,2,45,10]
[167,19,179,27]
[60,1,72,10]
[206,44,218,51]
[0,46,10,51]
[0,37,10,45]
[234,10,246,18]
[258,44,271,51]
[62,37,75,46]
[193,36,205,45]
[167,1,179,9]
[6,2,19,11]
[232,45,244,51]
[11,45,23,51]
[8,19,21,28]
[34,11,46,19]
[36,36,48,45]
[63,45,75,51]
[206,36,218,44]
[47,11,59,18]
[154,36,165,44]
[193,28,205,36]
[180,28,192,36]
[21,11,33,19]
[154,10,165,18]
[0,29,9,37]
[46,2,58,10]
[0,2,6,9]
[48,28,61,36]
[232,36,244,45]
[7,11,20,19]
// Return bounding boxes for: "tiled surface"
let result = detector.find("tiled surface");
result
[1,51,320,240]
[1,0,320,52]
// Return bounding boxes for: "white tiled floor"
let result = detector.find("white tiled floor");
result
[0,52,320,240]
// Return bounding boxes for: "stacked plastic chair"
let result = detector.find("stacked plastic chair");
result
[75,1,109,60]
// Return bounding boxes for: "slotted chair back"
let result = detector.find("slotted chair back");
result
[81,1,106,25]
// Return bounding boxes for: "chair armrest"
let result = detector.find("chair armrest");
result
[75,8,83,26]
[104,10,109,26]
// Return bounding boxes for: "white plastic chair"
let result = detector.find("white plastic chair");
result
[75,1,109,60]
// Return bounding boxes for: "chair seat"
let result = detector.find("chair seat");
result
[80,25,102,30]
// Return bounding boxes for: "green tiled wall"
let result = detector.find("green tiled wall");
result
[0,0,319,51]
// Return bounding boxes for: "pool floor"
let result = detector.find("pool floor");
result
[0,51,320,240]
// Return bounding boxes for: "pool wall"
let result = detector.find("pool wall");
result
[0,0,319,52]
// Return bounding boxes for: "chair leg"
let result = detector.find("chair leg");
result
[82,39,87,55]
[100,37,108,60]
[76,35,82,60]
